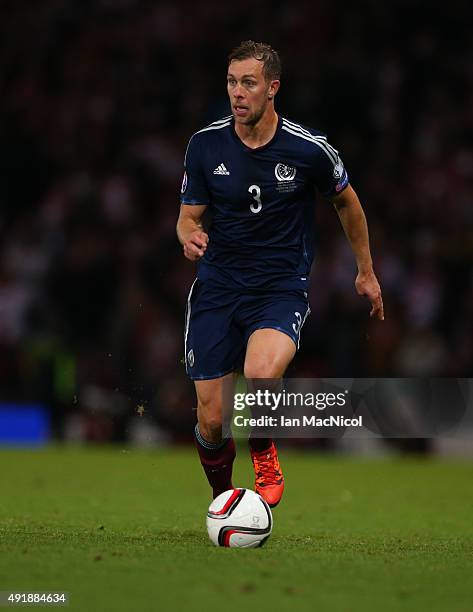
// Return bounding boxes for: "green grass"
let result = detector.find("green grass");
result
[1,446,472,611]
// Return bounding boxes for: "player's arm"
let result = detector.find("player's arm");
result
[176,204,209,261]
[330,185,384,321]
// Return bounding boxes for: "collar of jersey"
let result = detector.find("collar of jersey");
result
[230,114,282,152]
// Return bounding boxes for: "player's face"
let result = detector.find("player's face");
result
[227,58,277,126]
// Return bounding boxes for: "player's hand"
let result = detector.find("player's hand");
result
[355,270,384,320]
[183,230,209,261]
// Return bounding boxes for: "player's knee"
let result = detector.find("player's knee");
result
[244,358,279,379]
[197,401,223,443]
[198,417,223,443]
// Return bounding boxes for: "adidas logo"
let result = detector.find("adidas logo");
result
[213,163,230,175]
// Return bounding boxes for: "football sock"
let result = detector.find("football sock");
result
[248,437,273,453]
[194,424,236,499]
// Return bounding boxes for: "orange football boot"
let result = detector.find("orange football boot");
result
[250,442,284,507]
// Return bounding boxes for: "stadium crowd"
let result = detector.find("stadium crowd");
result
[0,0,471,442]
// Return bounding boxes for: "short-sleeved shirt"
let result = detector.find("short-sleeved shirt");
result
[180,114,349,290]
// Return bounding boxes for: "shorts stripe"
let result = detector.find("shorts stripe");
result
[184,278,198,369]
[297,303,311,349]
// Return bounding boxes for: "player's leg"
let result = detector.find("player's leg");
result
[193,374,237,499]
[240,291,311,507]
[184,279,244,499]
[245,328,295,454]
[244,329,296,506]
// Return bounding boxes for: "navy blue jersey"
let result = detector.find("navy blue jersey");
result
[180,115,349,290]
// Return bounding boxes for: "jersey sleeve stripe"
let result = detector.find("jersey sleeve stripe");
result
[183,135,194,167]
[206,115,233,126]
[282,117,327,140]
[282,119,339,162]
[184,117,232,165]
[281,125,338,164]
[195,122,231,135]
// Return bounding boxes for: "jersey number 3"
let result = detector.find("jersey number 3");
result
[248,184,262,214]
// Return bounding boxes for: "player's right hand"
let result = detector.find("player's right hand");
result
[183,230,209,261]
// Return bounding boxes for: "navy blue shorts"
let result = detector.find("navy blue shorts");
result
[184,280,311,380]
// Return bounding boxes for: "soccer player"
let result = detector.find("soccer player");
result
[177,41,383,507]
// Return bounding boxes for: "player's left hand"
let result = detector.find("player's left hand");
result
[355,270,384,320]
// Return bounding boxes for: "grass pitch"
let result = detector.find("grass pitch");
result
[1,445,472,611]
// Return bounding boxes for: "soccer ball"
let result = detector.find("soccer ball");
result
[206,488,273,548]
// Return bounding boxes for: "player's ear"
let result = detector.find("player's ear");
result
[268,80,280,100]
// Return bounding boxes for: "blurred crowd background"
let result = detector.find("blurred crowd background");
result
[0,0,472,446]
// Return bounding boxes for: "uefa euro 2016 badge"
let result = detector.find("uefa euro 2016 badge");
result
[275,163,297,193]
[333,158,344,179]
[333,157,348,192]
[181,171,188,194]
